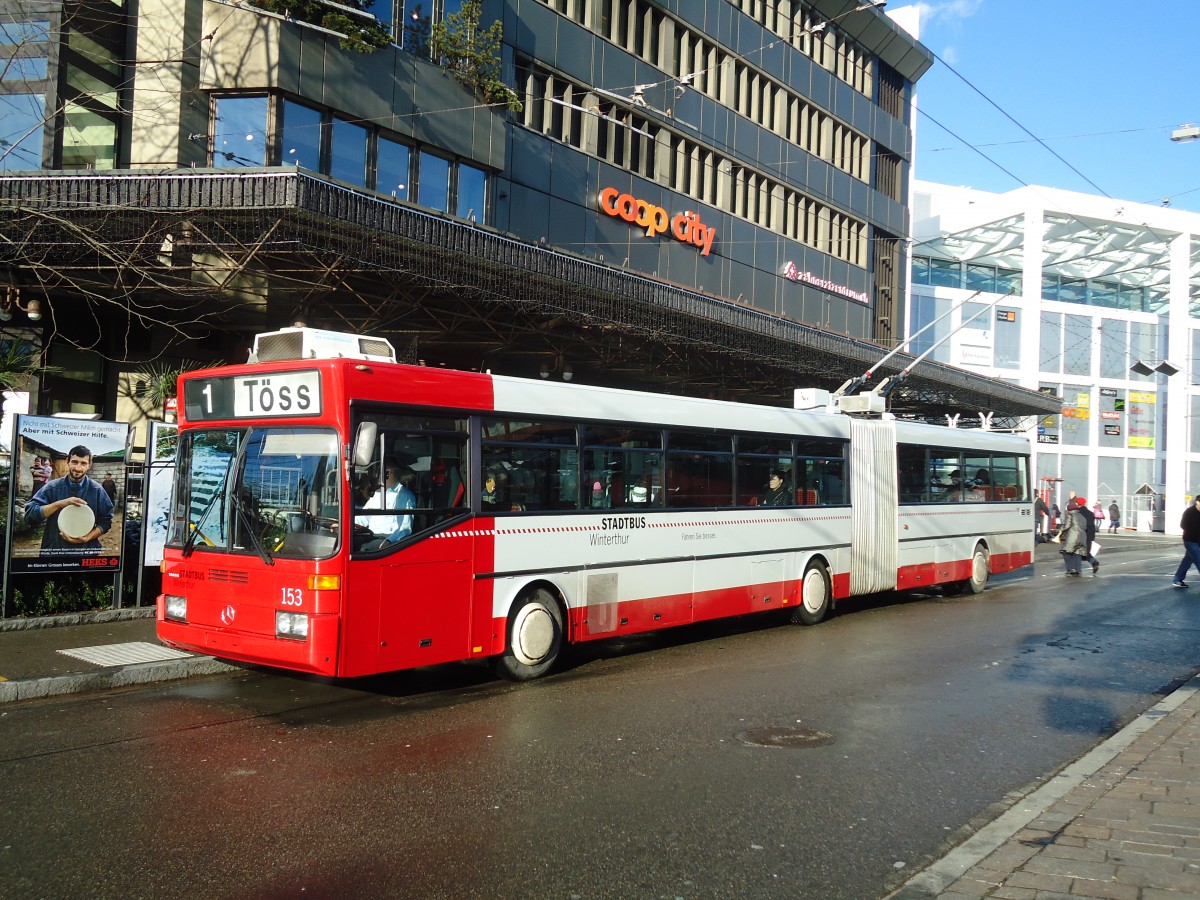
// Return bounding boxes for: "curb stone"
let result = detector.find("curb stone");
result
[0,655,237,703]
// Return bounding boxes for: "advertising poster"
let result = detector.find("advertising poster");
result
[144,422,178,567]
[10,416,131,573]
[1127,390,1156,450]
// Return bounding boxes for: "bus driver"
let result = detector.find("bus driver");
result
[356,459,417,548]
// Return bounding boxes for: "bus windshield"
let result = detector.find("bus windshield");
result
[168,427,342,560]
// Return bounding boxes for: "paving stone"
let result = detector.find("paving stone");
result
[1113,840,1180,857]
[1063,823,1111,840]
[988,887,1037,899]
[1004,869,1072,892]
[1063,879,1139,900]
[1023,856,1116,882]
[1040,844,1108,863]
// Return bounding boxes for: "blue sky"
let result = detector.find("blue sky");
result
[904,0,1200,213]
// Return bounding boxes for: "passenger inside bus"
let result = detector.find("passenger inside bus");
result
[481,469,500,508]
[761,469,791,506]
[628,474,650,504]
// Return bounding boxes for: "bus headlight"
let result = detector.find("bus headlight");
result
[276,611,310,641]
[164,594,187,623]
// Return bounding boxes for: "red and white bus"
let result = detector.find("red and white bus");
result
[157,328,1033,680]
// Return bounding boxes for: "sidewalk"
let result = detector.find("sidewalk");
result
[0,607,234,703]
[890,677,1200,898]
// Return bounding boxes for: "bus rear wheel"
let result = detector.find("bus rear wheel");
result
[947,543,990,596]
[494,587,564,681]
[791,560,831,626]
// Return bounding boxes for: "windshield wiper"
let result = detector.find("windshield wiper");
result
[233,490,275,566]
[182,450,235,558]
[182,486,224,558]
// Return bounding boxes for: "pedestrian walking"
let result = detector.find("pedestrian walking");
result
[1075,495,1100,574]
[1108,499,1121,534]
[1035,496,1049,542]
[1058,498,1088,576]
[1050,502,1061,536]
[1173,494,1200,587]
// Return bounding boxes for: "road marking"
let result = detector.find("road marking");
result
[57,642,192,667]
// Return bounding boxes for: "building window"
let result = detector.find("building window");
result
[928,258,960,288]
[0,92,45,169]
[993,308,1020,370]
[1,56,46,80]
[330,117,369,186]
[377,137,411,200]
[1192,329,1200,386]
[995,267,1021,294]
[211,95,270,167]
[456,162,485,221]
[58,3,127,171]
[1040,312,1061,373]
[281,99,323,172]
[1099,319,1128,379]
[1063,314,1092,377]
[417,150,450,212]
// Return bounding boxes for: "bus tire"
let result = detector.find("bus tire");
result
[494,587,564,681]
[791,560,831,626]
[948,543,990,596]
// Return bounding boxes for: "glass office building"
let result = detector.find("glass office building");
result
[910,180,1200,533]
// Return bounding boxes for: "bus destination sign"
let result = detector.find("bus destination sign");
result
[184,370,323,421]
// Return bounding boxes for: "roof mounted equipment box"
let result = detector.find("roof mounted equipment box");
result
[252,327,396,363]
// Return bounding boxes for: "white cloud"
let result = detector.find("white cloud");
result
[912,0,984,25]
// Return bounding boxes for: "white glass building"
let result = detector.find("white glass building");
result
[909,180,1200,534]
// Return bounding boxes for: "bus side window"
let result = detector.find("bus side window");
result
[896,444,926,503]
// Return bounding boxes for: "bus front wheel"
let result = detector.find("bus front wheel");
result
[494,588,564,681]
[791,560,831,626]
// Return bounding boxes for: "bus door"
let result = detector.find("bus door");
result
[848,418,898,594]
[348,412,473,673]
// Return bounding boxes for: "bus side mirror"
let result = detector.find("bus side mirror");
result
[352,422,377,468]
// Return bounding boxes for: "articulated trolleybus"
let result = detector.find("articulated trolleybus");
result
[158,328,1033,680]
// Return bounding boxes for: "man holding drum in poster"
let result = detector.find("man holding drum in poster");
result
[24,444,115,554]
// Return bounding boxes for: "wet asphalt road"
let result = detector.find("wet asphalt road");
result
[2,536,1198,899]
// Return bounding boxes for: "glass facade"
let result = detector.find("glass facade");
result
[910,181,1200,532]
[208,94,485,221]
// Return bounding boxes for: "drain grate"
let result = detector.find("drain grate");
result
[57,642,192,667]
[735,726,835,749]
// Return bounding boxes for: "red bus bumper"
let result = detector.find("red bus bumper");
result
[157,599,341,677]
